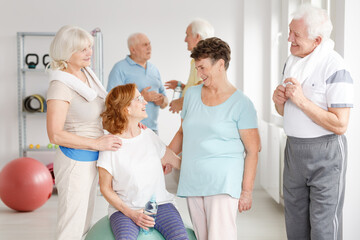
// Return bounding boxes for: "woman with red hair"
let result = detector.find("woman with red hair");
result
[97,83,189,240]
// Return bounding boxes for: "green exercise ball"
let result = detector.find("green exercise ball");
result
[139,229,165,239]
[185,227,197,240]
[85,216,197,240]
[85,216,114,240]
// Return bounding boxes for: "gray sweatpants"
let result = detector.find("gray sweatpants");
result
[283,134,347,240]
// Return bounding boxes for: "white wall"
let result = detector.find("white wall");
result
[342,0,360,239]
[242,0,272,120]
[0,0,242,168]
[1,0,359,237]
[320,0,360,238]
[242,0,272,190]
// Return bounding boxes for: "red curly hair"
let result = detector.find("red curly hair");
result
[101,84,136,135]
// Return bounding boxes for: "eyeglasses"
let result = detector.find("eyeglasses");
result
[133,95,145,103]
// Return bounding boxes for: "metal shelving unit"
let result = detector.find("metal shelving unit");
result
[17,32,55,157]
[17,30,104,157]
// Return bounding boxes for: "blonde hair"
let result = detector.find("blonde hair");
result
[49,25,94,70]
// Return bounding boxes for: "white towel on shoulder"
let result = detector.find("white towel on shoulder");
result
[283,39,334,84]
[48,67,107,101]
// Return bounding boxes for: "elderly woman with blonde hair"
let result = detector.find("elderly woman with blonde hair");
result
[46,25,122,240]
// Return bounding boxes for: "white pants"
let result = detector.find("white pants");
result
[54,149,98,240]
[187,194,239,240]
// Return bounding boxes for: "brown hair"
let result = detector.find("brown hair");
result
[101,84,136,135]
[190,37,231,70]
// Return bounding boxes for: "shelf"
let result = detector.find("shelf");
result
[17,32,56,37]
[22,111,47,116]
[21,68,47,72]
[17,32,57,158]
[26,146,57,152]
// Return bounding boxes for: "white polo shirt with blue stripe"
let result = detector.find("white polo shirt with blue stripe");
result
[283,50,354,138]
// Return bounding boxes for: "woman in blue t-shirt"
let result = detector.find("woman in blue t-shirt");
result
[169,37,261,240]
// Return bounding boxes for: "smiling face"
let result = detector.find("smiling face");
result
[127,89,148,120]
[185,25,201,51]
[68,42,93,68]
[195,58,223,87]
[288,18,320,58]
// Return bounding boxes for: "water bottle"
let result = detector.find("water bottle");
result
[141,195,158,234]
[172,81,182,100]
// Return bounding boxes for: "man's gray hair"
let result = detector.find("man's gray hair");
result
[292,4,333,40]
[190,18,215,40]
[127,33,143,50]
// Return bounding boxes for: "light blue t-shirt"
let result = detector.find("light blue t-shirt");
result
[107,56,166,131]
[178,84,258,198]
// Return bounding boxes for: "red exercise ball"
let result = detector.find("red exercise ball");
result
[0,157,53,212]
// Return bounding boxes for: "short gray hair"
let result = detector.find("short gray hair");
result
[292,4,333,40]
[190,18,215,40]
[127,33,145,50]
[49,25,93,70]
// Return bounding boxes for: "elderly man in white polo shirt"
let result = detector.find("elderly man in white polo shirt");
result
[272,4,353,240]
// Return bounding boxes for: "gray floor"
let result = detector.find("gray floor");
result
[0,185,286,240]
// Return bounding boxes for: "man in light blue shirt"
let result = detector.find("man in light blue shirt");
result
[107,33,168,133]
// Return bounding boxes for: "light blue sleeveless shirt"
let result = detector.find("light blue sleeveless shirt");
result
[178,84,257,198]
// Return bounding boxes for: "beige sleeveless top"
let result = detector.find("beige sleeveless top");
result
[47,76,105,139]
